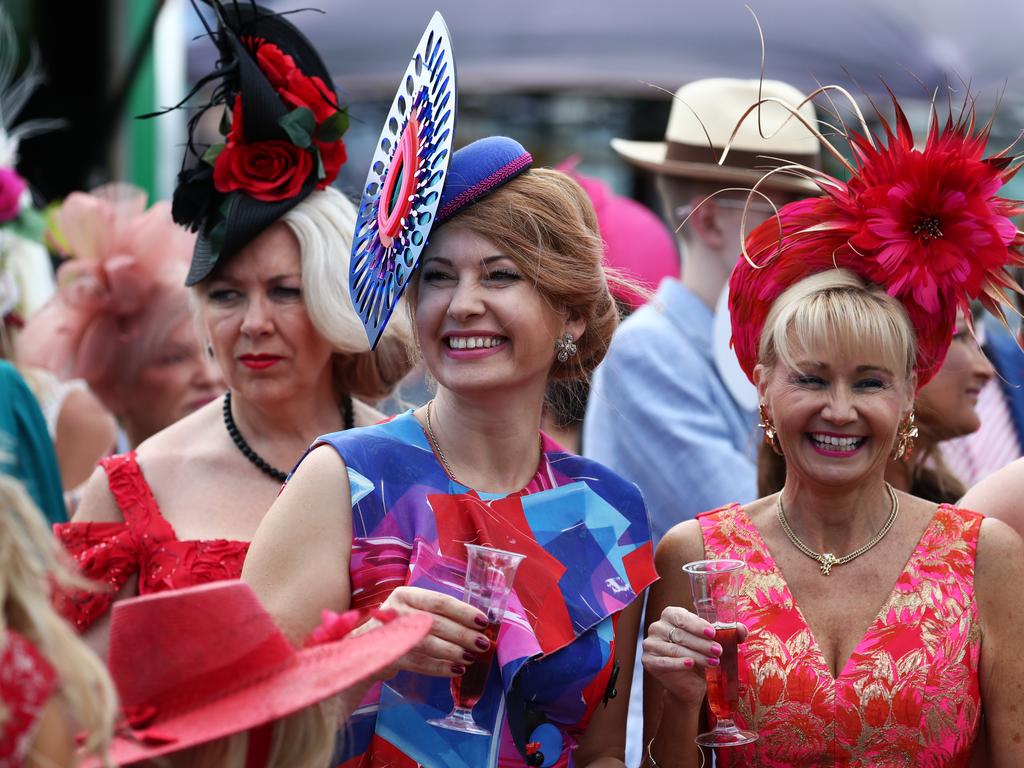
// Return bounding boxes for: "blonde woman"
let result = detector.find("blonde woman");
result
[56,0,413,650]
[642,96,1024,766]
[0,475,116,766]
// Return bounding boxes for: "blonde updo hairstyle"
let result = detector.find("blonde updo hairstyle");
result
[758,269,917,386]
[418,168,621,381]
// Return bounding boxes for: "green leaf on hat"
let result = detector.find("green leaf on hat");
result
[278,107,316,149]
[312,145,326,180]
[314,109,350,144]
[219,107,232,137]
[201,143,225,167]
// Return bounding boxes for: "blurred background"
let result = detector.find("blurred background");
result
[7,0,1024,216]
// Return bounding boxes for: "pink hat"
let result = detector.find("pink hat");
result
[17,184,195,404]
[558,159,678,310]
[88,581,430,767]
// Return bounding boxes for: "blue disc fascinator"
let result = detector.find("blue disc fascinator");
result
[350,12,456,349]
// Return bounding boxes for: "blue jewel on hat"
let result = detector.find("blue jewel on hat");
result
[436,136,533,224]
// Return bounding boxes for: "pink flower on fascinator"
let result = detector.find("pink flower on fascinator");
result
[844,111,1020,317]
[0,166,26,222]
[17,184,196,397]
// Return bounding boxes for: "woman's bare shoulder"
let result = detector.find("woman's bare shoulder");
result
[960,458,1024,539]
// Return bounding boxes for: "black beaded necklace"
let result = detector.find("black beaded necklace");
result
[222,389,355,483]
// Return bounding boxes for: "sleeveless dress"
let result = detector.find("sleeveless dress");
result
[0,630,57,767]
[315,412,657,768]
[697,503,983,767]
[53,452,249,632]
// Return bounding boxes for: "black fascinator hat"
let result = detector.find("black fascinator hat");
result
[170,1,348,285]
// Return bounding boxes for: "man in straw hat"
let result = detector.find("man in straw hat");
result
[585,77,822,540]
[584,77,821,768]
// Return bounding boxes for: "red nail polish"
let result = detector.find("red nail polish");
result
[474,616,489,628]
[475,636,490,651]
[703,626,716,640]
[463,651,476,663]
[451,664,466,675]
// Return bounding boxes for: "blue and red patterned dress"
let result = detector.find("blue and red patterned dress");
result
[313,411,656,768]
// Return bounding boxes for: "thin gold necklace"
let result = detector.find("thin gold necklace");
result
[425,399,460,483]
[424,399,543,489]
[776,483,899,576]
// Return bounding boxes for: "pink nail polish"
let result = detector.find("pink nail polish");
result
[710,643,723,657]
[706,657,720,667]
[683,657,694,668]
[703,626,717,639]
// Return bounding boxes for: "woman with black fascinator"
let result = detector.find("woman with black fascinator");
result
[55,1,414,654]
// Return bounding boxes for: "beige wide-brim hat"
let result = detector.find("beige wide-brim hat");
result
[612,78,822,193]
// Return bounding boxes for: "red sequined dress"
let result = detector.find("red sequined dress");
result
[698,502,984,767]
[0,630,57,766]
[53,452,249,632]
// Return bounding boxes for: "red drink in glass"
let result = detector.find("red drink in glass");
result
[450,620,500,709]
[704,623,740,719]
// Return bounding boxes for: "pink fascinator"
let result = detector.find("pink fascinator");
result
[557,158,678,310]
[18,184,196,405]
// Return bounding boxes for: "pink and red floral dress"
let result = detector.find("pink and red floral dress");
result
[698,502,983,767]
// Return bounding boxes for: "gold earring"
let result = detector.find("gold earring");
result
[892,410,919,461]
[758,401,783,456]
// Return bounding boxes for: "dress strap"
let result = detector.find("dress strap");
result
[99,452,175,540]
[697,503,759,562]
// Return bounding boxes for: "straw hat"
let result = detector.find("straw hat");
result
[611,78,821,192]
[89,581,430,766]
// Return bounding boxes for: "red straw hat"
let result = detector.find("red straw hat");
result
[87,581,430,766]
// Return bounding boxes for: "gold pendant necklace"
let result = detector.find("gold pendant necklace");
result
[776,483,899,576]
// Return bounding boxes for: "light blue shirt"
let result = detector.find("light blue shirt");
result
[584,279,758,543]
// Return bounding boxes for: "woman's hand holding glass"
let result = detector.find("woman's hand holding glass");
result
[379,585,492,678]
[643,605,748,705]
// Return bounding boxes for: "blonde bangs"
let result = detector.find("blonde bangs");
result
[760,270,916,379]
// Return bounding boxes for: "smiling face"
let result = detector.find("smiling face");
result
[414,226,583,399]
[758,344,914,490]
[915,314,994,440]
[197,223,334,404]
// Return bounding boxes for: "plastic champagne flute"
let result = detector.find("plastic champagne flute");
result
[682,559,757,747]
[428,544,525,735]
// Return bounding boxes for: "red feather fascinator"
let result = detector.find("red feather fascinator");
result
[729,97,1024,388]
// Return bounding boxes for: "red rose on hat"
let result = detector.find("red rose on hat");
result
[214,95,314,202]
[252,40,346,188]
[214,137,312,202]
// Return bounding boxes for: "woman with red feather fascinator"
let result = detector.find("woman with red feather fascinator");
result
[640,90,1024,767]
[54,0,413,657]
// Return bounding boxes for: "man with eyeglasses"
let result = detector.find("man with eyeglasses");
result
[585,78,823,542]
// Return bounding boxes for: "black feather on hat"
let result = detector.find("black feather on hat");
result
[167,1,348,286]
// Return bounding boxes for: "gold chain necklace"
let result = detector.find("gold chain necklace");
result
[424,399,543,488]
[776,483,899,576]
[425,399,460,484]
